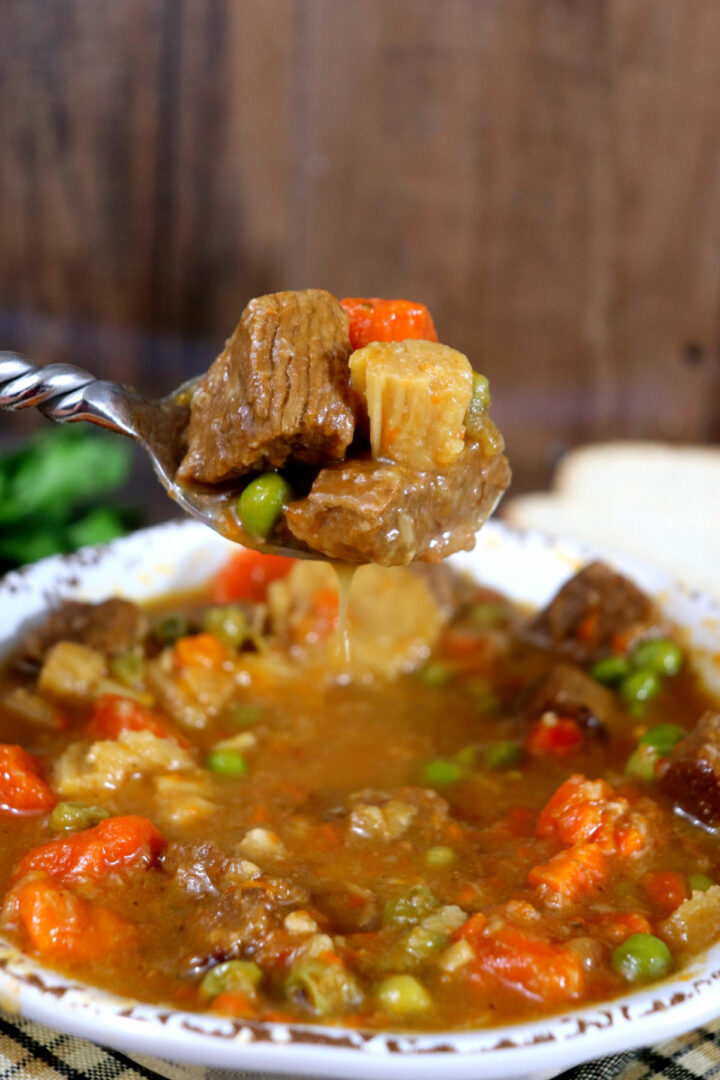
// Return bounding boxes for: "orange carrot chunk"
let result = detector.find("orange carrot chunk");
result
[0,744,56,814]
[528,843,609,904]
[536,775,613,845]
[340,297,438,350]
[211,991,256,1017]
[86,694,187,746]
[13,815,166,885]
[210,549,293,604]
[174,633,231,671]
[526,717,584,756]
[17,876,134,962]
[467,923,584,1003]
[643,871,689,914]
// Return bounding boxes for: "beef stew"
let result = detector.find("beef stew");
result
[1,553,720,1032]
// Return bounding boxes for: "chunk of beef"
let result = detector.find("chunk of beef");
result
[530,562,663,663]
[13,598,147,672]
[284,441,511,566]
[161,841,235,897]
[178,289,355,484]
[525,662,621,734]
[659,712,720,828]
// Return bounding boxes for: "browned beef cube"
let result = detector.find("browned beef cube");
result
[178,290,355,484]
[525,662,621,733]
[530,562,663,663]
[659,712,720,828]
[13,598,147,672]
[284,442,511,566]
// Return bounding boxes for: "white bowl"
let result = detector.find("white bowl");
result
[2,519,720,1080]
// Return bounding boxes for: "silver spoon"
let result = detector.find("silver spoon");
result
[0,352,314,560]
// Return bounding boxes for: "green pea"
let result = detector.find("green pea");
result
[227,703,262,727]
[203,605,248,649]
[383,885,437,928]
[631,639,684,678]
[376,974,432,1014]
[611,933,673,982]
[109,650,145,686]
[153,612,190,644]
[620,669,661,706]
[422,759,463,787]
[49,802,110,833]
[425,846,456,868]
[419,662,452,688]
[402,926,447,964]
[206,747,249,776]
[469,603,506,629]
[689,873,714,892]
[638,724,687,755]
[483,741,522,770]
[237,473,292,540]
[200,960,262,999]
[625,746,658,782]
[590,655,630,686]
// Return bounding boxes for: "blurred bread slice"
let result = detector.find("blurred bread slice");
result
[502,442,720,599]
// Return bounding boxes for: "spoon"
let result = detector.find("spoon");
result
[0,352,314,560]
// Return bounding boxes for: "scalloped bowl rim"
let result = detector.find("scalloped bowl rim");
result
[2,519,720,1079]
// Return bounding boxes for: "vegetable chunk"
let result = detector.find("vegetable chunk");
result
[341,297,438,350]
[13,815,165,885]
[0,745,56,814]
[13,876,134,962]
[349,340,474,471]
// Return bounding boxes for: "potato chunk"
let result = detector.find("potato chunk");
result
[54,730,195,797]
[38,642,106,703]
[660,884,720,955]
[349,340,473,470]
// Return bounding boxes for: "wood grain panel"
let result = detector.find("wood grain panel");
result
[0,0,719,494]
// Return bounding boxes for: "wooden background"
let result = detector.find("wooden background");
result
[2,0,720,504]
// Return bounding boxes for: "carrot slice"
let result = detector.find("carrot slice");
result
[526,717,583,756]
[536,775,613,845]
[210,550,293,604]
[340,297,438,350]
[86,694,187,746]
[13,815,165,885]
[174,633,231,671]
[643,871,689,913]
[528,843,609,904]
[16,876,134,962]
[0,744,56,814]
[211,991,256,1017]
[467,923,584,1003]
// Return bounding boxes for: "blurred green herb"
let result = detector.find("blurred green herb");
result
[0,426,134,570]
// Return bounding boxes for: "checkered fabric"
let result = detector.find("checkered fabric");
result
[2,1011,720,1080]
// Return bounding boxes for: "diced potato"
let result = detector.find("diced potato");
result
[238,827,287,862]
[154,771,217,828]
[660,884,720,955]
[349,340,473,470]
[38,642,106,703]
[268,561,445,679]
[54,729,195,797]
[145,657,235,730]
[349,799,417,840]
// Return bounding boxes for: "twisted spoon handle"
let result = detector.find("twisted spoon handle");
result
[0,352,137,436]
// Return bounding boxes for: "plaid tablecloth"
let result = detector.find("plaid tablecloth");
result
[3,1010,720,1080]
